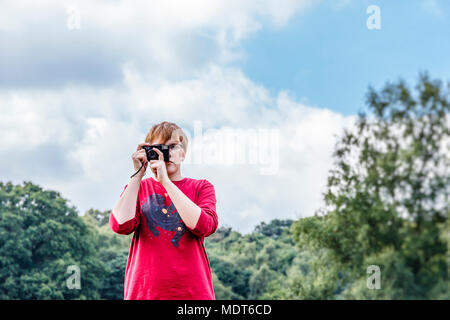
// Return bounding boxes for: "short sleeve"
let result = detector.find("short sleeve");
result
[109,184,141,235]
[186,179,219,238]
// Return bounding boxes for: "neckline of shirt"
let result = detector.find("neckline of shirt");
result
[149,177,188,185]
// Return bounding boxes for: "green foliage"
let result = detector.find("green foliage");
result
[206,222,303,299]
[211,271,240,300]
[290,73,449,299]
[84,208,110,227]
[261,249,341,300]
[80,213,132,299]
[0,181,106,299]
[253,219,294,239]
[209,255,252,299]
[97,249,128,300]
[249,263,279,299]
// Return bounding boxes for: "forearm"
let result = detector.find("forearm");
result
[163,180,201,229]
[112,175,142,224]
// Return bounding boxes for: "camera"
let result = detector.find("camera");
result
[143,144,170,162]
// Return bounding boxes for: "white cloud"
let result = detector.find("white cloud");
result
[0,62,356,234]
[0,0,361,234]
[0,0,317,85]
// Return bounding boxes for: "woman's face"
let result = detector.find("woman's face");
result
[150,137,185,175]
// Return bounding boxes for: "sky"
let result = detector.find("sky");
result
[1,0,449,234]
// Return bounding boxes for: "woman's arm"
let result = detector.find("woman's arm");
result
[112,175,142,224]
[162,179,201,230]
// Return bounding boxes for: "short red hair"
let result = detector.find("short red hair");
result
[145,121,188,152]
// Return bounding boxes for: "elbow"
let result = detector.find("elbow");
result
[109,210,136,235]
[187,209,218,238]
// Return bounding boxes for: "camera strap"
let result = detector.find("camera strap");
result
[130,162,145,179]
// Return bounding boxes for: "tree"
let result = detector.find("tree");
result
[81,213,131,300]
[291,73,450,299]
[209,255,251,299]
[249,263,279,299]
[211,271,236,300]
[97,248,128,300]
[0,181,107,299]
[253,219,294,239]
[84,208,110,227]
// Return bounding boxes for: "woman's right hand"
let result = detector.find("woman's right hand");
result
[131,143,151,178]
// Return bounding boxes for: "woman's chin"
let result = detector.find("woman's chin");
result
[166,163,177,173]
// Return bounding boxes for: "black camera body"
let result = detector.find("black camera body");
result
[143,144,170,162]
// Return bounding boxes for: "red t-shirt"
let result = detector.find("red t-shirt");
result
[109,177,219,300]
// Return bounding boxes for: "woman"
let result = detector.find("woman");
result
[109,121,219,300]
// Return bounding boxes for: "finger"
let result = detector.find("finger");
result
[149,159,164,165]
[132,151,144,158]
[134,152,147,160]
[138,152,147,160]
[134,156,148,165]
[136,142,152,151]
[151,147,164,161]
